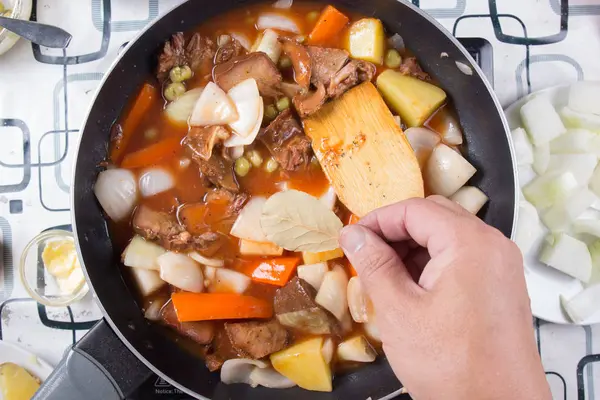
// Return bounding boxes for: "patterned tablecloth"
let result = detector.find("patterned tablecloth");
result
[0,0,599,399]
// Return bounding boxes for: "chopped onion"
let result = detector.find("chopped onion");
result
[522,171,578,210]
[425,143,477,197]
[450,186,489,215]
[337,336,377,363]
[230,146,245,160]
[130,268,166,297]
[561,284,600,323]
[568,81,600,115]
[388,33,405,51]
[588,165,600,198]
[546,153,597,186]
[573,219,600,237]
[541,188,597,231]
[560,106,600,133]
[122,235,165,270]
[321,337,334,364]
[157,252,204,293]
[514,200,542,255]
[188,251,225,267]
[248,366,296,389]
[550,129,600,156]
[204,266,217,282]
[253,29,282,64]
[297,262,329,290]
[347,276,373,323]
[440,52,449,58]
[221,359,268,386]
[165,87,203,125]
[224,102,264,147]
[257,13,301,34]
[319,186,337,211]
[139,168,175,198]
[272,0,293,9]
[315,265,349,321]
[94,168,137,222]
[227,79,262,138]
[363,317,381,343]
[209,268,251,294]
[230,196,268,242]
[532,143,550,175]
[144,298,167,321]
[512,127,534,165]
[178,157,191,169]
[404,127,441,170]
[455,61,473,76]
[520,96,566,146]
[190,82,239,126]
[539,233,592,282]
[434,112,463,146]
[229,32,252,51]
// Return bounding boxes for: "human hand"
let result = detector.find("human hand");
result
[339,196,551,400]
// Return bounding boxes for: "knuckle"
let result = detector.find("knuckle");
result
[359,250,398,282]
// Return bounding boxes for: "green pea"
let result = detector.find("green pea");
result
[246,150,263,168]
[385,49,402,69]
[264,104,279,121]
[276,97,291,112]
[169,65,192,83]
[279,56,292,69]
[235,157,252,177]
[306,11,320,23]
[164,82,186,101]
[265,157,279,173]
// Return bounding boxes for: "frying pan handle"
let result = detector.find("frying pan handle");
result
[34,320,152,400]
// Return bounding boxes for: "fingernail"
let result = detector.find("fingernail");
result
[340,226,366,255]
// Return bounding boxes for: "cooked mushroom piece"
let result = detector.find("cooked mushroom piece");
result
[279,37,312,88]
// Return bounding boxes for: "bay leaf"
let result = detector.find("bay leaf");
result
[260,190,344,252]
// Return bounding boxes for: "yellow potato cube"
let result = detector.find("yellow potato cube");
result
[302,248,344,264]
[239,239,284,257]
[347,18,385,64]
[0,362,40,400]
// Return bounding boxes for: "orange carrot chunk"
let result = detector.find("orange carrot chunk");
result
[244,257,301,287]
[308,5,350,45]
[120,136,181,169]
[111,83,157,163]
[347,214,360,225]
[172,292,273,322]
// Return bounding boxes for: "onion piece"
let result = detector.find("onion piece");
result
[561,106,600,133]
[224,102,264,147]
[455,61,473,75]
[561,284,600,324]
[520,96,566,146]
[337,336,377,363]
[94,169,137,222]
[227,79,262,138]
[272,0,293,9]
[130,268,166,297]
[188,251,225,267]
[363,317,381,343]
[144,298,167,321]
[319,186,337,211]
[546,154,597,186]
[248,366,296,389]
[190,82,239,126]
[450,186,489,215]
[297,262,329,290]
[229,32,252,51]
[253,29,282,64]
[512,127,534,165]
[321,338,334,364]
[315,265,349,321]
[204,266,217,282]
[157,252,204,293]
[532,143,550,175]
[425,143,477,197]
[122,235,165,270]
[523,171,578,210]
[209,268,251,294]
[230,196,268,242]
[550,129,600,155]
[347,276,374,323]
[221,359,268,386]
[165,87,203,125]
[404,127,441,170]
[433,112,463,146]
[387,33,405,51]
[541,187,597,231]
[514,200,542,255]
[572,219,600,238]
[257,13,301,34]
[230,146,245,160]
[568,81,600,115]
[539,233,592,282]
[139,168,175,198]
[590,165,600,198]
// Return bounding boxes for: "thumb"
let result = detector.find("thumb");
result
[339,225,419,305]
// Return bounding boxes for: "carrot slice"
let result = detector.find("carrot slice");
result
[347,214,360,225]
[308,5,350,45]
[120,136,181,169]
[111,83,158,163]
[172,292,273,322]
[244,257,301,287]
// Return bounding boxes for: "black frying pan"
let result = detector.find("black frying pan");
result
[34,0,516,399]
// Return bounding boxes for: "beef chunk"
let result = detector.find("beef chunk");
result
[259,110,312,171]
[307,46,349,88]
[184,126,230,162]
[160,301,214,344]
[328,60,376,99]
[191,148,239,192]
[204,188,249,217]
[293,82,327,118]
[274,277,341,336]
[225,320,289,359]
[213,53,282,98]
[205,328,248,371]
[157,33,215,82]
[215,37,245,65]
[398,57,431,81]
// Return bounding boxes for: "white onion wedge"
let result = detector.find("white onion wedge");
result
[541,188,597,231]
[522,172,578,210]
[144,298,167,321]
[337,336,377,363]
[230,196,268,242]
[224,101,264,147]
[130,268,166,297]
[272,0,293,9]
[404,127,441,170]
[568,81,600,115]
[122,235,165,270]
[434,112,463,146]
[221,359,268,386]
[573,220,600,238]
[139,167,175,197]
[209,268,251,294]
[319,186,337,211]
[321,338,334,364]
[560,106,600,132]
[560,284,600,323]
[347,277,373,323]
[550,129,600,155]
[589,164,600,198]
[514,200,542,255]
[157,252,204,293]
[227,79,262,138]
[363,316,381,343]
[512,127,534,165]
[165,87,203,125]
[532,143,550,175]
[257,13,301,33]
[425,143,477,197]
[546,154,597,186]
[188,251,225,267]
[315,265,349,321]
[539,233,592,282]
[204,266,217,282]
[248,367,296,389]
[229,32,252,51]
[520,96,566,145]
[190,82,238,126]
[449,186,489,215]
[297,262,328,290]
[94,169,137,222]
[253,29,282,64]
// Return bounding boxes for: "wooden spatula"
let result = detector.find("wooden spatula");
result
[303,82,424,217]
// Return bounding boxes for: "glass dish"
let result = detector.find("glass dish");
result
[19,229,89,307]
[0,0,33,56]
